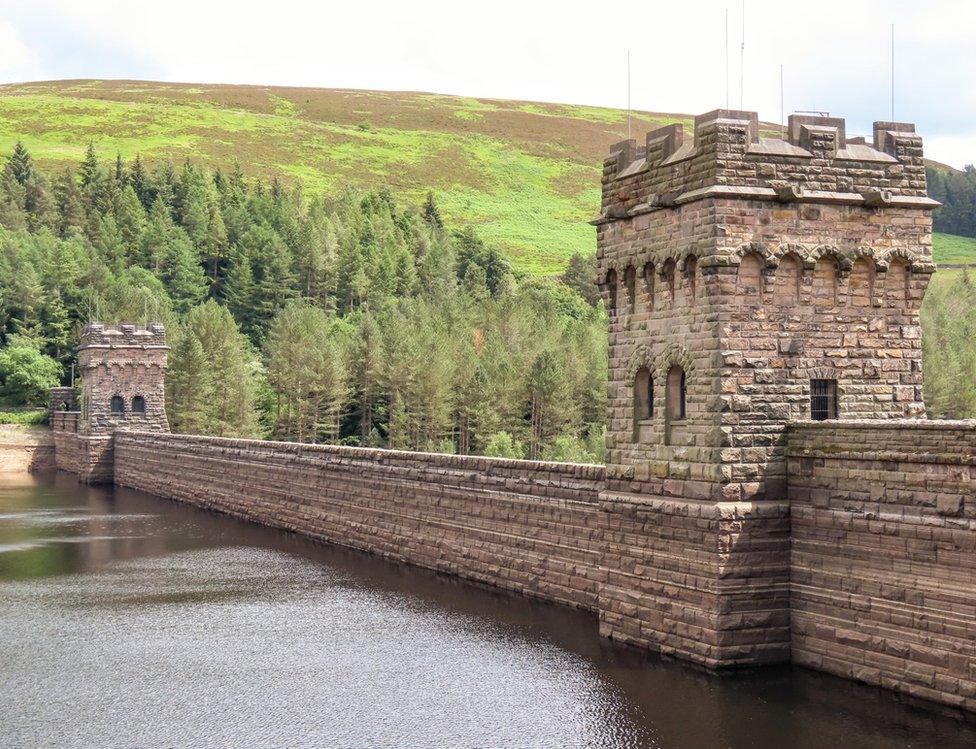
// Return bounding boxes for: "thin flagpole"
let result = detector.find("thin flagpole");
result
[725,8,729,109]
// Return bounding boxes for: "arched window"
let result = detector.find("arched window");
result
[110,395,125,414]
[685,256,699,305]
[667,365,686,420]
[885,259,910,305]
[642,262,655,309]
[662,260,676,305]
[813,255,839,306]
[738,253,763,303]
[850,257,875,307]
[624,265,637,313]
[634,367,653,421]
[132,395,146,414]
[605,269,618,313]
[58,401,70,412]
[773,254,802,304]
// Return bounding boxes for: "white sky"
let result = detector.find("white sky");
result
[1,0,974,167]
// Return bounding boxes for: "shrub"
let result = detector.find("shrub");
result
[541,434,601,464]
[0,409,48,425]
[483,431,525,459]
[0,339,63,406]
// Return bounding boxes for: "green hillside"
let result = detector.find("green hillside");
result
[932,232,976,264]
[0,80,708,274]
[1,80,968,275]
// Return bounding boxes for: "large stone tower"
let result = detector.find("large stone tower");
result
[594,110,937,666]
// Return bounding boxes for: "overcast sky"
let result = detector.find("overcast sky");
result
[1,0,974,167]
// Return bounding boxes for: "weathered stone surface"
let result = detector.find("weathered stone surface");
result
[787,420,976,709]
[114,432,607,611]
[594,110,938,672]
[52,323,169,483]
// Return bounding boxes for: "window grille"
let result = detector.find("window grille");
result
[810,379,838,420]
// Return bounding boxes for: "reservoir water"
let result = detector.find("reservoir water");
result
[2,472,974,749]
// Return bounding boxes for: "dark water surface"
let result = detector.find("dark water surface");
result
[2,474,974,749]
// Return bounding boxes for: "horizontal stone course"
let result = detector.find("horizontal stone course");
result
[114,431,605,611]
[788,419,976,711]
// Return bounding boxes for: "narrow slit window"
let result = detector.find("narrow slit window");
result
[810,379,838,420]
[624,266,636,313]
[606,269,618,313]
[667,365,686,421]
[634,367,653,421]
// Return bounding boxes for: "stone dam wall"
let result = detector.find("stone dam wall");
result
[113,431,606,611]
[100,423,976,711]
[0,425,55,474]
[787,421,976,710]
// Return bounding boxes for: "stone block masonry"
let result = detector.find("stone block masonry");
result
[114,432,606,611]
[788,420,976,711]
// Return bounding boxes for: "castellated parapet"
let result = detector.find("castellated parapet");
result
[594,110,938,667]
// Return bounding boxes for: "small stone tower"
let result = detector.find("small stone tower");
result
[594,110,937,666]
[78,322,170,435]
[51,322,169,483]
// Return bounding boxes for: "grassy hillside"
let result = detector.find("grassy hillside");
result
[0,80,965,275]
[933,232,976,264]
[0,80,709,274]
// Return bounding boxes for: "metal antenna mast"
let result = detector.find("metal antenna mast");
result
[740,0,745,109]
[627,50,632,140]
[780,64,785,138]
[891,23,895,120]
[725,8,730,108]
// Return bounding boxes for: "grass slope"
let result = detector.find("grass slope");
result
[0,80,789,275]
[0,80,966,275]
[933,232,976,265]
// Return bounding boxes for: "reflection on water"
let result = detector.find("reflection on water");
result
[1,473,974,749]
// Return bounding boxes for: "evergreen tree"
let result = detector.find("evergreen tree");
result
[422,190,443,229]
[166,330,210,434]
[53,170,85,237]
[8,142,34,185]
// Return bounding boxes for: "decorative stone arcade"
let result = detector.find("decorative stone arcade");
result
[593,110,937,666]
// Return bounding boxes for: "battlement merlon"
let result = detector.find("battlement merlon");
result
[594,110,938,225]
[78,322,169,350]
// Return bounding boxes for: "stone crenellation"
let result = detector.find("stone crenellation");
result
[596,111,935,230]
[46,109,976,713]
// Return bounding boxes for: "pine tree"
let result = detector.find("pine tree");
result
[9,142,35,186]
[0,168,27,230]
[422,191,443,229]
[115,185,147,251]
[54,170,85,237]
[167,330,211,434]
[178,300,261,437]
